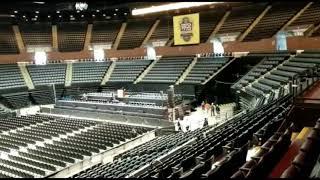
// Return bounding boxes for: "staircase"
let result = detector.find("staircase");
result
[101,61,116,85]
[175,57,198,85]
[134,58,159,84]
[65,62,73,87]
[18,63,34,90]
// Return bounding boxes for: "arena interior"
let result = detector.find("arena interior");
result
[0,0,320,178]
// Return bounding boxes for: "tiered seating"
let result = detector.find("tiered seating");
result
[233,56,287,91]
[1,92,30,109]
[19,23,52,46]
[30,88,55,105]
[72,62,110,84]
[281,119,320,178]
[57,22,87,52]
[149,18,173,44]
[199,11,225,43]
[141,56,192,83]
[73,95,291,178]
[91,21,122,44]
[217,4,267,35]
[0,114,153,178]
[0,64,26,89]
[182,57,228,84]
[108,60,152,82]
[244,2,305,41]
[0,23,18,54]
[73,128,210,178]
[231,124,293,178]
[27,64,66,86]
[290,2,320,29]
[118,20,154,50]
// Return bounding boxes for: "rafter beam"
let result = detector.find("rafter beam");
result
[206,10,231,43]
[305,23,320,37]
[12,25,25,53]
[141,19,160,47]
[275,2,313,37]
[52,25,58,51]
[237,5,272,42]
[83,24,93,50]
[113,22,127,50]
[166,38,174,47]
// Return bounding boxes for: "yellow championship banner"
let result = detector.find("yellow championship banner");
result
[173,13,200,45]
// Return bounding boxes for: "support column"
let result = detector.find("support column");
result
[237,5,272,42]
[52,25,58,51]
[12,25,25,53]
[83,24,93,50]
[206,11,231,43]
[141,20,160,47]
[113,22,127,50]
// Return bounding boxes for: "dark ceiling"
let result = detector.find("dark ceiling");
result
[0,1,253,24]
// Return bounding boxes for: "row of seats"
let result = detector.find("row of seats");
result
[73,95,291,178]
[0,64,26,89]
[182,57,228,84]
[0,114,153,178]
[27,64,66,86]
[109,60,152,82]
[141,57,193,83]
[281,119,320,178]
[72,62,110,84]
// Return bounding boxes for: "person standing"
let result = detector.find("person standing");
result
[211,103,215,117]
[216,104,220,118]
[201,101,205,111]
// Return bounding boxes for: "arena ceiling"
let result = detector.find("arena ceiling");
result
[0,1,253,23]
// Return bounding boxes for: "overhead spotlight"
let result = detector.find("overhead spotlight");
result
[23,15,26,18]
[115,8,118,11]
[14,11,18,13]
[92,14,95,17]
[132,2,220,15]
[106,16,111,19]
[75,2,88,11]
[96,10,100,12]
[10,15,15,17]
[33,1,45,4]
[35,15,38,18]
[35,11,39,14]
[124,12,127,15]
[48,15,51,18]
[114,13,117,16]
[103,13,106,16]
[81,14,84,17]
[56,10,60,13]
[26,19,28,21]
[77,10,80,13]
[59,15,62,18]
[70,15,73,17]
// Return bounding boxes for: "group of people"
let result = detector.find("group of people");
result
[201,101,220,117]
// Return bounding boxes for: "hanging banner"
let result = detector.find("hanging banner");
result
[173,13,200,45]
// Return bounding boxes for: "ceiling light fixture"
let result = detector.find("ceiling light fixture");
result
[14,11,18,13]
[33,1,45,4]
[124,12,127,15]
[96,10,100,12]
[103,14,106,16]
[48,15,51,18]
[114,13,116,16]
[56,11,60,13]
[132,2,220,16]
[115,8,118,11]
[35,11,39,14]
[81,14,84,17]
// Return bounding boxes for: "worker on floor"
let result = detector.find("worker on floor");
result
[211,102,215,117]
